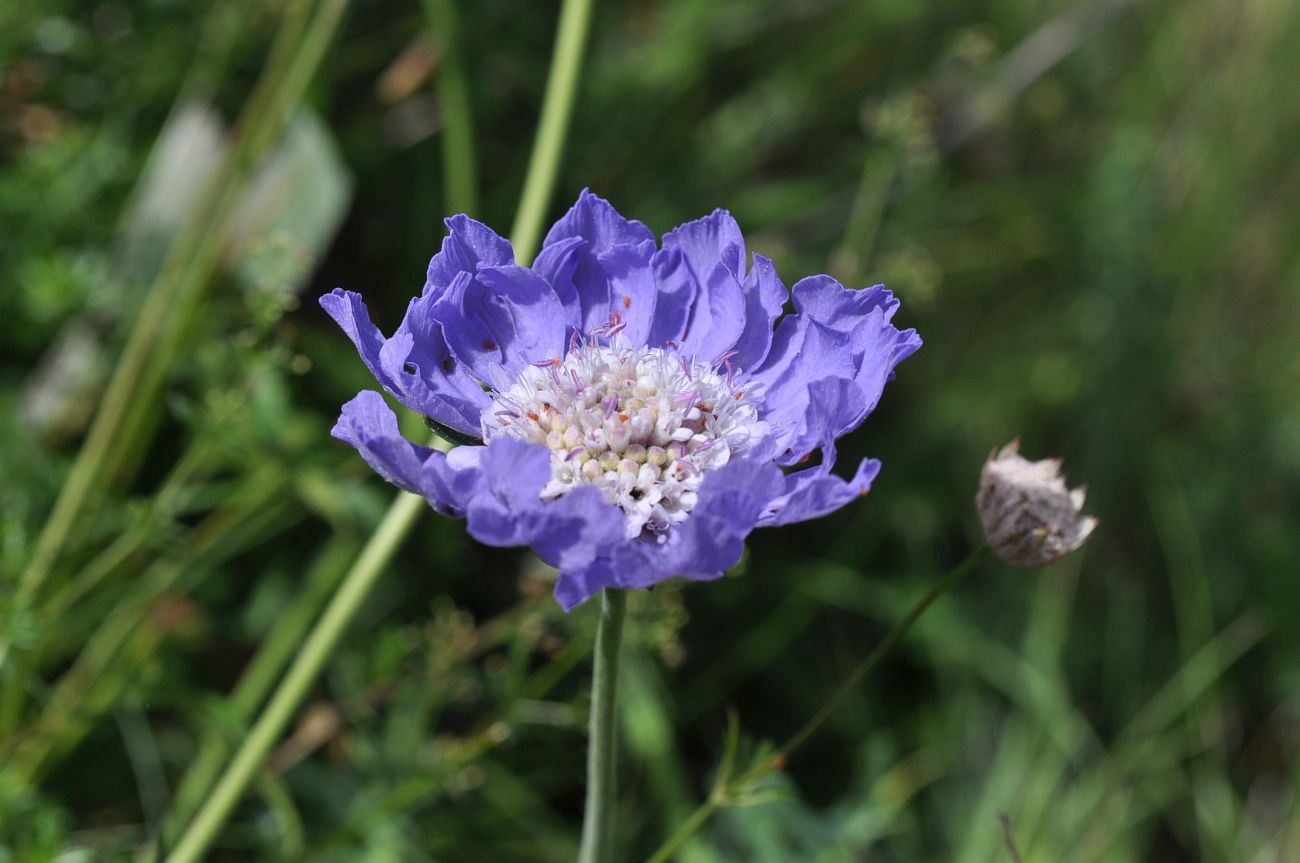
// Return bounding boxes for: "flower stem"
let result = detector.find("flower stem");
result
[578,588,628,863]
[643,546,989,863]
[508,0,596,263]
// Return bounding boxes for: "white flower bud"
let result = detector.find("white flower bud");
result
[977,439,1098,567]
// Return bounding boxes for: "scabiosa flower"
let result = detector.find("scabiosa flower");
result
[977,439,1098,567]
[321,190,921,609]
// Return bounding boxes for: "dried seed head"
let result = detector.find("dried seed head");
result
[976,439,1097,567]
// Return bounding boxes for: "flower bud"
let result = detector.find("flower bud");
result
[977,439,1097,567]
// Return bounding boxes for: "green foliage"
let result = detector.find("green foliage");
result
[2,0,1297,860]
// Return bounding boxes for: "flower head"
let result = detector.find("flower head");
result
[977,439,1098,567]
[322,190,921,608]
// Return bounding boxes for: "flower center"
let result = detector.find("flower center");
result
[482,344,767,540]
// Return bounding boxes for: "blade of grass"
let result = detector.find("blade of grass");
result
[152,535,361,852]
[423,0,478,216]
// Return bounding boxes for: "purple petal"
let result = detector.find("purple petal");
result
[320,289,488,437]
[537,192,658,335]
[420,445,486,519]
[657,210,750,360]
[791,276,896,328]
[646,248,696,347]
[552,460,784,609]
[331,391,431,494]
[425,214,515,295]
[598,240,658,348]
[759,458,882,527]
[782,376,868,471]
[748,317,857,464]
[432,266,569,382]
[792,277,922,418]
[662,209,746,286]
[532,236,585,325]
[331,391,481,520]
[464,439,625,574]
[730,253,788,374]
[543,189,655,253]
[680,262,746,362]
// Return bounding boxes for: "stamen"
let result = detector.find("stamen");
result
[481,343,765,539]
[713,348,739,367]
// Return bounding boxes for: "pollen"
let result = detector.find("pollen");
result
[482,343,767,540]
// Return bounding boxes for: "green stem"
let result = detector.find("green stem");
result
[160,491,426,863]
[508,0,596,263]
[151,536,359,856]
[423,0,478,216]
[100,0,350,491]
[578,589,628,863]
[643,546,989,863]
[643,799,718,863]
[765,545,989,765]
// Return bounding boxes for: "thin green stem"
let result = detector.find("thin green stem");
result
[160,490,426,863]
[643,546,989,863]
[101,0,351,490]
[424,0,478,216]
[578,589,628,863]
[830,149,897,283]
[149,536,359,856]
[508,0,595,263]
[644,798,718,863]
[766,545,989,765]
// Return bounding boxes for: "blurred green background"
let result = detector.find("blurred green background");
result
[2,0,1299,859]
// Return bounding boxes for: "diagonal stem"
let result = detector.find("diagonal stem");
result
[764,545,990,766]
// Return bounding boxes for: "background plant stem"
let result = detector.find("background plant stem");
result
[508,0,595,261]
[423,0,477,217]
[160,489,426,863]
[578,589,628,863]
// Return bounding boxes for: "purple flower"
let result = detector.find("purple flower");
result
[321,190,921,609]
